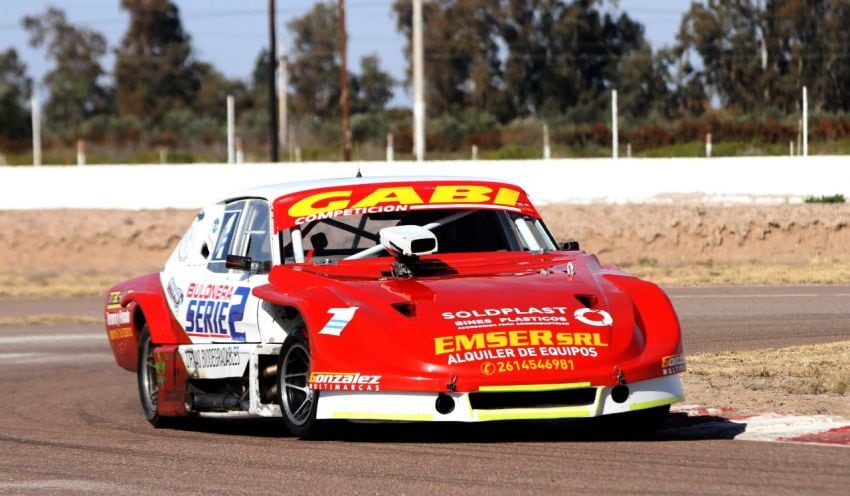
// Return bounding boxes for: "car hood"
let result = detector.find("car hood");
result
[259,252,653,391]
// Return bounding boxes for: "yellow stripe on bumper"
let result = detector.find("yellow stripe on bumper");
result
[628,395,683,412]
[477,382,592,393]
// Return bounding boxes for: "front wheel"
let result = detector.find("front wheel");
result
[137,325,168,427]
[277,333,322,439]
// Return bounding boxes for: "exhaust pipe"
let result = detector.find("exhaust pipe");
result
[435,393,455,415]
[611,385,630,404]
[192,393,242,411]
[262,364,278,378]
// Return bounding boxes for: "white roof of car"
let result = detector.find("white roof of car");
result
[217,175,520,204]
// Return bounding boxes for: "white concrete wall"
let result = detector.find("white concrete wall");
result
[1,156,848,209]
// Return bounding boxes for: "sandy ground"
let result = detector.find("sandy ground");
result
[682,375,850,417]
[540,203,850,266]
[2,204,849,276]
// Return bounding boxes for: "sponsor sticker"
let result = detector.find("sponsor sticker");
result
[179,345,248,379]
[107,291,123,310]
[273,181,538,230]
[433,329,607,366]
[318,307,358,336]
[442,306,571,330]
[183,283,250,341]
[107,327,133,341]
[106,309,131,326]
[661,354,687,375]
[309,372,382,391]
[166,277,184,307]
[183,346,241,369]
[573,308,613,327]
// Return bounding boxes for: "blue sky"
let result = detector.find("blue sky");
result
[0,0,689,105]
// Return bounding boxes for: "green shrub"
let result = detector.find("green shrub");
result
[482,144,539,160]
[804,194,846,204]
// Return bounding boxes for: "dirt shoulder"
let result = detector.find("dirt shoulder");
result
[3,204,850,282]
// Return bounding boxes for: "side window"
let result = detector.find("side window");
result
[240,200,272,263]
[210,200,246,272]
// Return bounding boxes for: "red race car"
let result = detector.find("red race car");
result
[104,176,685,438]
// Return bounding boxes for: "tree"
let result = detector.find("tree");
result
[395,0,648,122]
[193,62,249,121]
[673,0,850,114]
[530,0,645,119]
[23,8,110,139]
[114,0,200,124]
[0,49,32,143]
[394,0,506,119]
[288,1,342,119]
[353,54,394,113]
[616,41,672,120]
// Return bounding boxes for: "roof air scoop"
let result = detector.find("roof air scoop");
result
[379,225,438,278]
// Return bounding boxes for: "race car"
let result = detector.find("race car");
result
[104,176,685,438]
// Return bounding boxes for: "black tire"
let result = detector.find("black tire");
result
[277,332,321,439]
[137,325,169,427]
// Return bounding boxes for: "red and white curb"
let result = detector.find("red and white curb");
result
[665,405,850,447]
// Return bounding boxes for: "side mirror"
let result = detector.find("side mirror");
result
[226,255,271,273]
[561,241,580,251]
[226,254,252,271]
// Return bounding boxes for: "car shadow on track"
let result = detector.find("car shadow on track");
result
[158,411,747,443]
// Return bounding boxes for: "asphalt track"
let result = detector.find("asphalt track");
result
[1,286,849,495]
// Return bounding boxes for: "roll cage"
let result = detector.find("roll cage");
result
[279,207,558,265]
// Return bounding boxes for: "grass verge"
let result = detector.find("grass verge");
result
[687,341,850,396]
[682,341,850,417]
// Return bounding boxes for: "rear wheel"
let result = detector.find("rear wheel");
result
[137,325,168,427]
[277,332,321,438]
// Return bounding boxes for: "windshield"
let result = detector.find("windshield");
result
[280,208,557,264]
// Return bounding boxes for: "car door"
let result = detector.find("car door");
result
[167,199,273,344]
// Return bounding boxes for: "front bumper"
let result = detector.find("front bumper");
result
[315,374,683,422]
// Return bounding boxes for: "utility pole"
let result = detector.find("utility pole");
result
[268,0,279,162]
[227,95,235,164]
[31,96,41,167]
[339,0,352,161]
[278,40,288,153]
[611,89,618,159]
[413,0,425,162]
[802,86,808,157]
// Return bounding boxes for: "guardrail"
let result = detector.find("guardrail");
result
[0,156,847,209]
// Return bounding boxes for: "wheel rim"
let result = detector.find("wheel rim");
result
[140,334,158,414]
[280,342,313,426]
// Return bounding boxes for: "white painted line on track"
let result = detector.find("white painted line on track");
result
[0,352,112,365]
[733,413,850,442]
[0,333,104,345]
[0,480,120,492]
[0,352,40,360]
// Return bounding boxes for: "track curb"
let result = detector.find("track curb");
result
[668,404,850,447]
